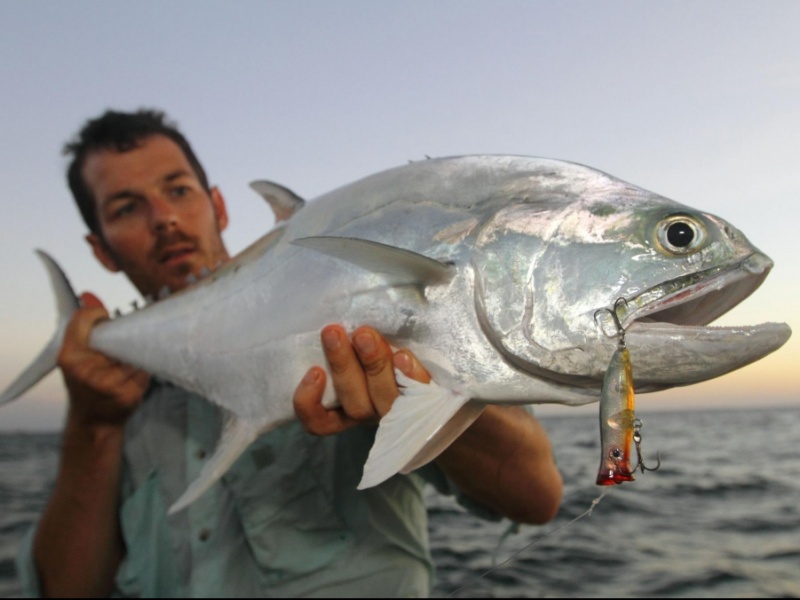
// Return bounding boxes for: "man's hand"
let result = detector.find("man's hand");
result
[58,292,150,426]
[35,291,150,597]
[293,324,563,525]
[293,324,430,435]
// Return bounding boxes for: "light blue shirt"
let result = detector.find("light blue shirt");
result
[17,380,499,597]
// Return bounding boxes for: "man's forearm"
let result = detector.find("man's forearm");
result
[33,412,126,597]
[435,406,563,524]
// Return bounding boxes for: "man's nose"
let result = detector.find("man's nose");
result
[149,195,178,230]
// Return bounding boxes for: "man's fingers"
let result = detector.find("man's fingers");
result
[64,293,109,350]
[293,366,355,435]
[351,327,400,417]
[320,325,378,422]
[392,350,431,384]
[297,325,434,437]
[79,291,105,310]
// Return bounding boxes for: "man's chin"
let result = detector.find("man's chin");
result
[141,263,196,298]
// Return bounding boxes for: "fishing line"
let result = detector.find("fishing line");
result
[445,487,613,598]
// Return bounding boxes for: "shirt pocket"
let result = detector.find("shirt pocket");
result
[116,470,182,597]
[223,422,353,584]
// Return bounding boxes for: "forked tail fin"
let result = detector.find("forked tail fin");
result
[0,250,79,406]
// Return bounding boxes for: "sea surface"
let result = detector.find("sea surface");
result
[1,406,799,598]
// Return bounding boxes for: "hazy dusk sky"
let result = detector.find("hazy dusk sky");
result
[0,1,798,430]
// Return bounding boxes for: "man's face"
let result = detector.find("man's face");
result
[83,135,230,298]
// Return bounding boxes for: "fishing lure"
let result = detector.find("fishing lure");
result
[448,301,662,596]
[595,298,660,485]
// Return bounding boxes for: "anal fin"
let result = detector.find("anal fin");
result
[168,413,259,514]
[358,371,473,489]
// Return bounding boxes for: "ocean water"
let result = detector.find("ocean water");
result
[2,407,799,598]
[0,433,59,598]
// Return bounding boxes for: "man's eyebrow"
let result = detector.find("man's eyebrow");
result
[102,188,139,207]
[101,169,195,207]
[163,169,194,183]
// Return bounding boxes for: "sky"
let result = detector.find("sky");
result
[0,1,798,430]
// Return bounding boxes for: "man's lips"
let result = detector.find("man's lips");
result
[159,246,197,266]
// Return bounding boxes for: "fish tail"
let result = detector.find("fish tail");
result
[0,250,79,406]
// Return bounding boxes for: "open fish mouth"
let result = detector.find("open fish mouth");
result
[619,253,792,388]
[623,253,772,330]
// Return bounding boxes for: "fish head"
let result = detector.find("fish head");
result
[472,165,792,392]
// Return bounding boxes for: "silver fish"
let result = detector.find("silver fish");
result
[0,156,791,513]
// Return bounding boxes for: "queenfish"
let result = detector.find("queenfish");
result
[1,156,791,512]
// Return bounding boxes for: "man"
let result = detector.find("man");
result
[17,110,563,597]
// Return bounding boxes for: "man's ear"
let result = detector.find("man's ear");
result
[210,186,229,232]
[86,232,121,273]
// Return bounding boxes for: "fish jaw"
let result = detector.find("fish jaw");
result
[625,321,791,389]
[620,252,792,388]
[474,191,791,393]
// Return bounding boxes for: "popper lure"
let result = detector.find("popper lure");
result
[595,299,660,485]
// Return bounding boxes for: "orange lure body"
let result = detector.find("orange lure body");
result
[596,346,636,485]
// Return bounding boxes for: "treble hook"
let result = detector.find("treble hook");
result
[594,297,629,347]
[630,418,661,473]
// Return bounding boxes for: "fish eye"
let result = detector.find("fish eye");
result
[656,214,707,255]
[667,221,694,247]
[609,448,622,460]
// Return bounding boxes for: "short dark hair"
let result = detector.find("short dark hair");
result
[64,109,211,235]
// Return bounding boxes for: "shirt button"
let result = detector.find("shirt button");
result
[199,529,211,542]
[196,449,207,460]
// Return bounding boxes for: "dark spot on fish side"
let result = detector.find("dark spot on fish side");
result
[590,204,617,217]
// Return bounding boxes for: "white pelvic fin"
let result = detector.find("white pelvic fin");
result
[358,371,472,489]
[249,180,306,222]
[168,413,259,514]
[399,400,486,474]
[0,250,79,406]
[292,236,454,287]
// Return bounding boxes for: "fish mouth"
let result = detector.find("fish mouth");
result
[623,253,772,329]
[618,253,792,389]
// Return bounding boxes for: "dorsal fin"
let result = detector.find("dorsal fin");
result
[249,180,305,222]
[291,236,454,287]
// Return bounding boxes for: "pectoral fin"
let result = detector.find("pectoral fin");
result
[291,236,454,287]
[358,372,474,489]
[399,399,486,474]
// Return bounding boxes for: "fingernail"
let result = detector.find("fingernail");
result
[321,328,341,351]
[303,367,321,385]
[353,331,377,358]
[393,351,413,375]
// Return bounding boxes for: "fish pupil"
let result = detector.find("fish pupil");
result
[667,222,695,247]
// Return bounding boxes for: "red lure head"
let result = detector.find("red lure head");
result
[596,444,636,485]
